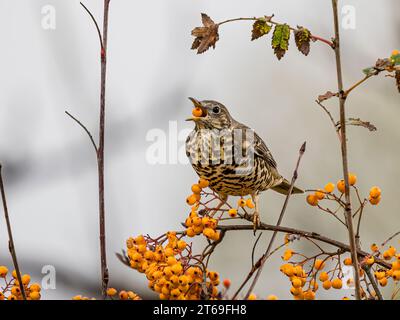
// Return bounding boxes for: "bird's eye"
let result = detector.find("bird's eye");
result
[212,106,220,114]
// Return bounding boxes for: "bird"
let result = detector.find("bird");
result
[185,97,303,230]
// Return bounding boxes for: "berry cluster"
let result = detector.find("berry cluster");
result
[0,266,41,300]
[124,179,260,300]
[72,289,141,300]
[306,174,381,207]
[185,179,255,241]
[125,232,223,300]
[369,244,400,290]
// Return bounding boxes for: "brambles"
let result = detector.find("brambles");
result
[0,266,41,300]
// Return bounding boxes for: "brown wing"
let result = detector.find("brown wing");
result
[232,121,277,169]
[253,132,277,168]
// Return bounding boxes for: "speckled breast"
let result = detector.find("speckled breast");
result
[185,129,276,196]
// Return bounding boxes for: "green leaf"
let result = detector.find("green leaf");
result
[362,67,376,76]
[271,24,290,60]
[391,53,400,66]
[251,19,272,41]
[294,27,311,56]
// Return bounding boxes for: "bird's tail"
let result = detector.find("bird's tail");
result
[272,179,304,195]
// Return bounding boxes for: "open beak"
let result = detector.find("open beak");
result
[186,97,206,121]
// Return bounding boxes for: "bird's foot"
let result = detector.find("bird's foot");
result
[252,211,260,235]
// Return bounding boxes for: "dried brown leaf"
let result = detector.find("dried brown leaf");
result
[317,91,337,102]
[396,70,400,93]
[337,118,377,132]
[191,13,219,54]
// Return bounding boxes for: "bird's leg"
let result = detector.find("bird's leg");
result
[251,193,260,234]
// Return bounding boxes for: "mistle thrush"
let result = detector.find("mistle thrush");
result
[185,98,303,229]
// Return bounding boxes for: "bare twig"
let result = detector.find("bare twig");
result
[76,0,111,299]
[231,142,306,299]
[331,0,361,300]
[96,0,111,299]
[80,2,104,50]
[315,100,341,141]
[65,111,98,152]
[217,223,391,270]
[0,165,26,300]
[244,142,306,299]
[381,231,400,247]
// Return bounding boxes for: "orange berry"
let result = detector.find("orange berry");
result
[348,173,357,186]
[304,290,315,300]
[337,180,346,193]
[107,288,117,296]
[365,256,375,266]
[293,265,304,277]
[392,260,400,271]
[344,258,352,266]
[306,194,319,206]
[314,259,325,270]
[379,277,388,287]
[0,266,8,278]
[177,240,187,250]
[192,107,203,117]
[319,272,329,282]
[392,270,400,281]
[315,189,325,200]
[237,199,246,207]
[171,263,183,275]
[369,187,381,199]
[383,250,392,260]
[245,198,255,209]
[186,227,196,237]
[280,264,294,277]
[374,271,385,280]
[291,277,302,288]
[266,294,278,300]
[186,194,198,206]
[370,243,379,252]
[322,280,332,290]
[388,246,396,255]
[282,249,294,261]
[332,278,343,289]
[290,286,303,296]
[223,278,231,288]
[392,50,400,56]
[247,293,257,300]
[203,228,216,239]
[198,178,209,188]
[228,208,238,217]
[21,274,31,285]
[324,182,335,193]
[29,283,41,292]
[191,184,202,194]
[29,291,41,300]
[369,195,381,205]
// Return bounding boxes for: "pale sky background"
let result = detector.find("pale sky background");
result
[0,0,399,299]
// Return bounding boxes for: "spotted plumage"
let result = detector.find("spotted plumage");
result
[185,98,303,228]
